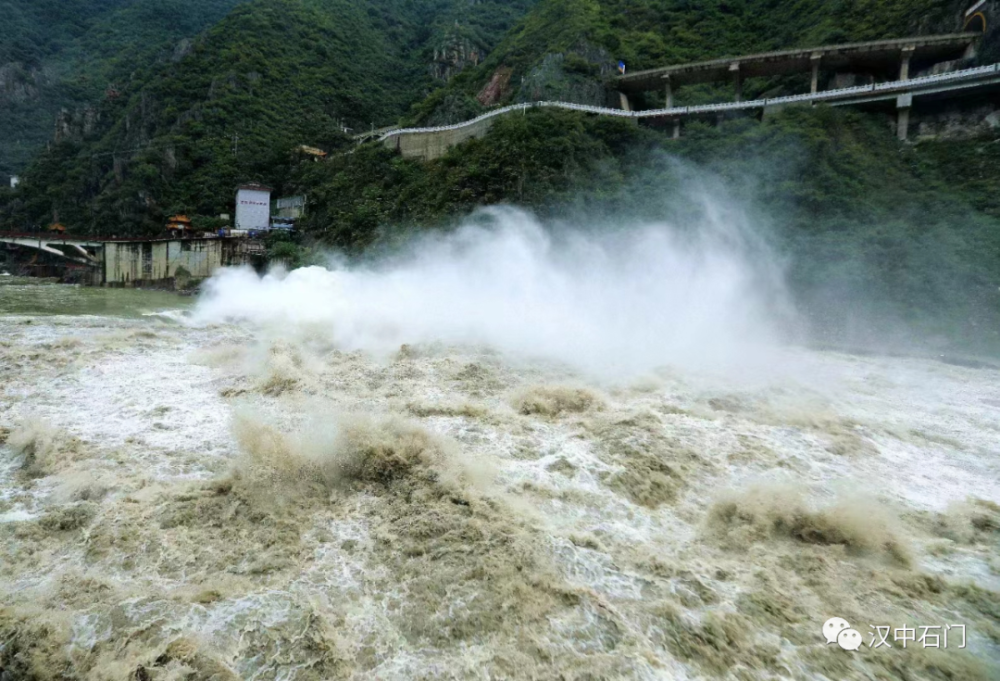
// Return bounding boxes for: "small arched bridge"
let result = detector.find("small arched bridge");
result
[0,234,102,267]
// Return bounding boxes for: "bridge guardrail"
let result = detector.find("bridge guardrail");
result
[377,63,1000,142]
[873,63,998,91]
[0,231,244,243]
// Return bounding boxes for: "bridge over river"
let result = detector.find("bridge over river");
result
[380,27,998,159]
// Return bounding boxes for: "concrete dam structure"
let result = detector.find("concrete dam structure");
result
[0,234,264,287]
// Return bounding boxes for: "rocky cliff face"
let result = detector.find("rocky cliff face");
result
[913,98,1000,140]
[430,30,482,81]
[53,106,102,142]
[515,49,616,107]
[477,67,512,105]
[0,63,47,105]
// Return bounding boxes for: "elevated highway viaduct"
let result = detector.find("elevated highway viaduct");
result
[382,62,1000,159]
[616,33,980,106]
[380,13,997,159]
[615,33,985,141]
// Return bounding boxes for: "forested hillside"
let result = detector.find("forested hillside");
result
[0,0,535,176]
[0,0,249,175]
[1,0,975,236]
[0,0,536,233]
[1,0,999,352]
[410,0,969,123]
[288,102,1000,352]
[286,0,999,353]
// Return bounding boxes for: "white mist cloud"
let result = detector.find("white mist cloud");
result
[191,203,794,376]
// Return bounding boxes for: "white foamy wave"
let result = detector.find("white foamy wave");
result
[191,206,793,375]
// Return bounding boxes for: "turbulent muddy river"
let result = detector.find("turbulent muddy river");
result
[2,215,1000,679]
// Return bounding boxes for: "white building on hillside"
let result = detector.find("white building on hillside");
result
[235,183,272,231]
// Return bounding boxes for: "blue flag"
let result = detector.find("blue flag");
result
[618,61,626,75]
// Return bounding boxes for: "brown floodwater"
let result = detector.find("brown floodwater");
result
[1,276,999,680]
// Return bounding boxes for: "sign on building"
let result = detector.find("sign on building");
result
[235,183,272,231]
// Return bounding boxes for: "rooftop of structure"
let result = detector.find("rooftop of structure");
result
[617,32,980,91]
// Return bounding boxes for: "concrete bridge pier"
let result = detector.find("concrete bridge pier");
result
[897,93,913,141]
[730,62,743,102]
[663,75,674,108]
[672,119,681,139]
[810,53,823,94]
[900,45,916,80]
[619,92,632,111]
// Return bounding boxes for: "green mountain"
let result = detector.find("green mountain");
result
[2,0,999,352]
[1,0,536,175]
[1,0,974,234]
[0,0,250,175]
[409,0,968,122]
[289,0,1000,353]
[0,0,536,233]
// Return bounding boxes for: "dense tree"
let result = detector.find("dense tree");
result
[0,0,250,175]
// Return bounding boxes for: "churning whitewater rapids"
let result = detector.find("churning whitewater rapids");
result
[1,207,999,680]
